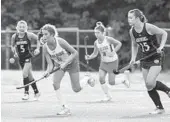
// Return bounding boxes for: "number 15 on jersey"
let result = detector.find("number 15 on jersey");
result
[139,42,150,52]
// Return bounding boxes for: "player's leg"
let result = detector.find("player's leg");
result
[143,66,165,114]
[108,60,117,85]
[99,69,112,101]
[68,59,95,93]
[108,72,129,88]
[28,69,40,94]
[111,60,130,88]
[28,68,40,101]
[21,60,31,100]
[69,72,82,92]
[155,80,170,97]
[53,70,70,115]
[147,65,170,96]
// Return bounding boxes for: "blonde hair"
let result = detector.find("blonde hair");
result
[41,24,58,37]
[16,20,28,32]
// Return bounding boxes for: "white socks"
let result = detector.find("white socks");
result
[101,83,112,98]
[55,89,67,108]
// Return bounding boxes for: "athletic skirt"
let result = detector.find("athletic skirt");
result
[99,59,118,73]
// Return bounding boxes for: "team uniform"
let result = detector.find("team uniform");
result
[132,23,163,69]
[96,36,118,73]
[45,37,79,73]
[14,32,33,68]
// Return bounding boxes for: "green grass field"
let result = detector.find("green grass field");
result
[1,70,170,122]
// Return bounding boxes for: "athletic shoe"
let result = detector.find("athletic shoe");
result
[101,95,112,102]
[22,93,29,100]
[33,92,41,101]
[123,70,130,88]
[149,108,165,115]
[57,107,71,116]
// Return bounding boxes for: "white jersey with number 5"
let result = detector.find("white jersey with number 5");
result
[96,37,118,62]
[45,37,70,65]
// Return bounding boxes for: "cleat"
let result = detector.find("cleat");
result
[101,96,112,102]
[33,92,41,101]
[100,94,112,102]
[123,70,130,88]
[149,108,165,115]
[22,93,29,100]
[57,107,71,116]
[123,79,130,88]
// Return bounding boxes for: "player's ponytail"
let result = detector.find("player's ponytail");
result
[96,21,103,27]
[140,13,147,23]
[129,9,147,23]
[95,21,106,33]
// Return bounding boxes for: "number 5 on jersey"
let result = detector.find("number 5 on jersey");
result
[20,45,25,52]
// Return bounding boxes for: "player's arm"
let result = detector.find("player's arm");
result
[86,41,99,60]
[27,32,41,55]
[146,23,168,50]
[11,34,18,57]
[43,45,54,74]
[129,28,138,63]
[58,37,78,68]
[107,36,122,52]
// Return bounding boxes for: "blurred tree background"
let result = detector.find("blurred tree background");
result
[1,0,170,70]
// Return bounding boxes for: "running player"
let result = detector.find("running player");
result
[128,9,170,114]
[11,20,41,100]
[85,22,130,102]
[40,24,95,116]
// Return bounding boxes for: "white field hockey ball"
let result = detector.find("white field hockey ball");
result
[88,78,95,87]
[9,58,15,64]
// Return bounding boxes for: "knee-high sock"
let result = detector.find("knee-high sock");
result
[101,83,112,98]
[30,79,39,94]
[23,77,29,94]
[155,81,170,94]
[55,89,67,108]
[148,89,164,109]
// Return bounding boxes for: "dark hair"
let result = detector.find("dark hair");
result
[94,21,105,33]
[128,9,147,23]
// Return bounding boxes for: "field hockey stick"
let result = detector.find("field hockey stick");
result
[84,35,90,71]
[114,51,157,74]
[16,67,60,89]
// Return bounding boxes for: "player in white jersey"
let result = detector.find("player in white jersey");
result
[85,22,130,102]
[40,24,95,116]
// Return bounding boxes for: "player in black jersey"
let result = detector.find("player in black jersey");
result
[11,20,41,100]
[128,9,170,114]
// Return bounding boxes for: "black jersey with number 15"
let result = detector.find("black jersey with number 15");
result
[14,32,33,59]
[132,23,160,59]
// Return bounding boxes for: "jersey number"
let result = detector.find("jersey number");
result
[139,42,150,52]
[20,45,25,53]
